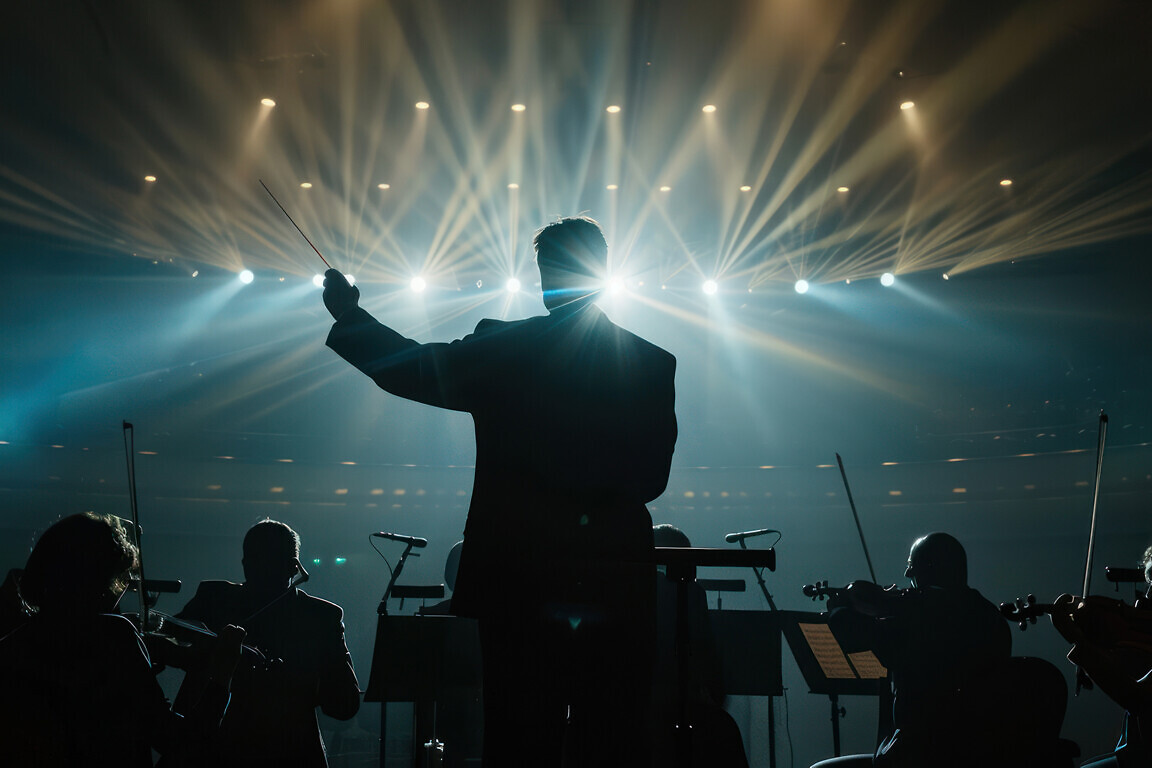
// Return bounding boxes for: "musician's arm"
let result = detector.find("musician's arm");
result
[316,606,361,720]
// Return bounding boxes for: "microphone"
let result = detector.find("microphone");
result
[371,531,428,548]
[724,528,779,544]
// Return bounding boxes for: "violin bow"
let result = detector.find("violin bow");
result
[1081,411,1109,598]
[122,421,150,634]
[837,453,878,583]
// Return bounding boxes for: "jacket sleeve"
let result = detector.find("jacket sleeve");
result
[316,604,361,720]
[326,306,488,411]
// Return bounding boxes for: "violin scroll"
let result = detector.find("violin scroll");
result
[999,594,1048,630]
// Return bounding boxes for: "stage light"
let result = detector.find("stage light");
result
[300,182,313,189]
[900,101,915,110]
[335,557,347,565]
[606,105,621,113]
[144,175,157,183]
[606,278,624,295]
[702,104,717,113]
[239,269,254,284]
[794,279,809,294]
[511,104,526,112]
[507,183,519,190]
[1000,178,1013,187]
[702,279,718,295]
[260,98,276,107]
[506,277,521,293]
[659,185,672,192]
[313,274,324,288]
[410,276,427,293]
[739,185,752,192]
[415,101,430,110]
[942,273,950,280]
[606,184,618,191]
[881,272,896,286]
[837,186,849,193]
[378,183,390,190]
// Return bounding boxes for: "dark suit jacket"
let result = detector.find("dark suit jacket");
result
[327,302,677,619]
[173,581,360,768]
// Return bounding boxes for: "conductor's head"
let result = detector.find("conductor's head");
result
[905,532,967,589]
[243,519,301,594]
[534,216,607,312]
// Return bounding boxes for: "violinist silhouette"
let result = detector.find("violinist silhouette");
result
[164,519,360,768]
[324,216,677,767]
[811,532,1011,768]
[0,513,244,767]
[1048,544,1152,768]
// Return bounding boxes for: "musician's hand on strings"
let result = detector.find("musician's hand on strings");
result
[205,624,247,689]
[323,269,360,321]
[1050,593,1086,646]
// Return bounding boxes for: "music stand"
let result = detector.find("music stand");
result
[779,610,889,756]
[364,614,482,767]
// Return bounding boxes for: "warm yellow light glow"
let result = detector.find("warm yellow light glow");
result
[739,185,752,192]
[606,184,618,190]
[415,101,430,110]
[606,105,621,113]
[507,183,519,190]
[511,104,526,112]
[702,104,717,113]
[260,98,276,107]
[1000,178,1013,186]
[837,186,849,193]
[300,182,312,189]
[144,175,157,183]
[659,185,671,192]
[378,183,390,190]
[900,100,915,110]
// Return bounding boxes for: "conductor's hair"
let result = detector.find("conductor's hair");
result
[533,216,608,276]
[20,513,138,612]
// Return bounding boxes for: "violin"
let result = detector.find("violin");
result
[131,610,279,672]
[803,580,917,617]
[1001,594,1152,653]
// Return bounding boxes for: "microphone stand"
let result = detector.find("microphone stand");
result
[737,537,778,611]
[378,541,420,615]
[735,535,778,768]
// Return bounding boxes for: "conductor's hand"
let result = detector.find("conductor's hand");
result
[323,269,360,321]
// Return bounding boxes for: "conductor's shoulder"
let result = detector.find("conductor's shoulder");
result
[473,316,534,336]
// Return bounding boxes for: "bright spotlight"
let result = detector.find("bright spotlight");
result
[606,184,618,191]
[900,100,915,111]
[606,278,624,295]
[659,185,672,192]
[415,101,430,110]
[410,276,427,293]
[511,104,526,112]
[702,104,717,113]
[837,186,849,193]
[239,269,254,284]
[507,183,519,190]
[505,278,521,293]
[143,175,157,183]
[344,274,356,287]
[794,279,809,294]
[606,105,621,114]
[702,279,718,295]
[880,272,896,286]
[300,182,312,189]
[260,98,276,107]
[739,185,752,192]
[313,274,324,288]
[942,273,950,280]
[378,183,390,190]
[999,178,1013,187]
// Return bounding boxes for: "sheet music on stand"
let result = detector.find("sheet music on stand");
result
[781,611,888,695]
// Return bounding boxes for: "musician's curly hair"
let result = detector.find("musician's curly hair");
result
[20,513,138,613]
[1142,545,1152,583]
